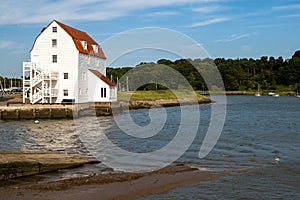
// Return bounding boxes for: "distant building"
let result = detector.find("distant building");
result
[23,20,117,104]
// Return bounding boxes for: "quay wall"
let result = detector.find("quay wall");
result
[0,102,115,120]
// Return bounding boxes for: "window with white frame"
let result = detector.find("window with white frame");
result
[52,39,57,47]
[52,55,57,63]
[63,89,68,96]
[64,73,68,79]
[52,27,57,33]
[101,88,106,98]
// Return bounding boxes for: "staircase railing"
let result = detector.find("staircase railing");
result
[31,73,43,86]
[29,65,59,104]
[31,89,44,104]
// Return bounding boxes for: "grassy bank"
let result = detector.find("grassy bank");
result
[117,90,211,103]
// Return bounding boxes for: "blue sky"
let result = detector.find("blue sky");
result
[0,0,300,77]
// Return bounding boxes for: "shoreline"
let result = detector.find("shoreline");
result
[1,90,298,120]
[0,91,294,120]
[0,94,211,120]
[0,165,251,200]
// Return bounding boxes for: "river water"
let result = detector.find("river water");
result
[0,96,300,199]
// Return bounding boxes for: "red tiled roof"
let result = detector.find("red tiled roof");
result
[89,69,116,87]
[55,20,106,59]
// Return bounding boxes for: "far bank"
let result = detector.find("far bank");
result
[0,91,211,120]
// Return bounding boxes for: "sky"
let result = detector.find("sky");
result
[0,0,300,77]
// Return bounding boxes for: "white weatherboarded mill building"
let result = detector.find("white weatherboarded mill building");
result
[23,20,117,104]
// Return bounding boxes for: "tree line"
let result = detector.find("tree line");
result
[107,50,300,92]
[0,76,22,90]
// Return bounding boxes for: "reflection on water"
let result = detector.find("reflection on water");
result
[0,96,300,198]
[0,119,88,155]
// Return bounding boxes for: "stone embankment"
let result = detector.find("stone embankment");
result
[0,102,116,120]
[0,151,94,181]
[124,98,211,109]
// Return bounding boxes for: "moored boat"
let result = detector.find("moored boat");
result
[268,92,279,97]
[268,92,275,96]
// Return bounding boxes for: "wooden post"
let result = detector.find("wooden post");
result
[126,76,129,92]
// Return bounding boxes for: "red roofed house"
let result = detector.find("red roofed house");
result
[23,20,117,104]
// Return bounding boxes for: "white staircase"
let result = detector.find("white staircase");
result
[31,89,44,104]
[23,62,59,104]
[31,72,43,86]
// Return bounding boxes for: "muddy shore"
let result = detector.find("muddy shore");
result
[0,165,250,200]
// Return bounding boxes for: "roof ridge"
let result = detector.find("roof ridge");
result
[54,20,98,44]
[55,20,86,34]
[52,20,106,59]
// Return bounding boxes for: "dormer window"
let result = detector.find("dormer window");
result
[52,27,57,33]
[81,41,87,50]
[93,45,99,53]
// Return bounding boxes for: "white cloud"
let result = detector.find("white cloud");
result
[0,0,224,25]
[215,33,250,42]
[0,0,126,24]
[247,22,299,29]
[273,4,300,11]
[143,11,179,17]
[280,14,300,18]
[192,5,231,14]
[0,41,15,49]
[189,17,230,27]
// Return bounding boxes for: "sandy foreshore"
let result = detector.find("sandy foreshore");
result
[0,165,251,200]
